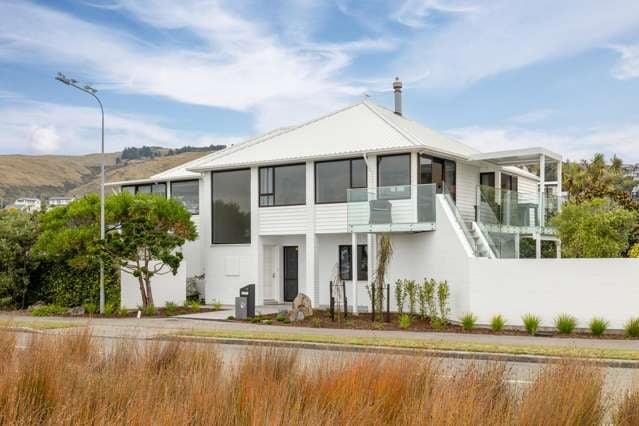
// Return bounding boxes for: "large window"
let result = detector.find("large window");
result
[259,164,306,207]
[171,180,199,214]
[419,155,456,199]
[212,169,251,244]
[315,158,367,204]
[339,245,368,281]
[377,154,411,199]
[121,182,167,197]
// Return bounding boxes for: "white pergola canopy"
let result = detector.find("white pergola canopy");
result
[469,147,562,167]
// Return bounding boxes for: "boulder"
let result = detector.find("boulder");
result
[292,293,313,317]
[288,308,305,322]
[67,306,85,316]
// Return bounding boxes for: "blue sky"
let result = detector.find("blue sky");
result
[1,1,639,162]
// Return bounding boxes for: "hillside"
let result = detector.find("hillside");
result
[0,150,214,206]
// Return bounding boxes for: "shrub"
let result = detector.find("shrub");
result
[431,318,444,330]
[555,314,577,334]
[31,304,66,317]
[83,303,98,315]
[417,280,427,319]
[276,312,287,322]
[104,303,116,316]
[460,313,477,331]
[399,314,412,330]
[227,315,235,320]
[372,321,385,330]
[522,314,541,335]
[117,307,129,317]
[624,317,639,337]
[164,302,178,316]
[405,279,417,316]
[143,304,157,316]
[311,318,322,328]
[424,278,437,320]
[188,301,201,313]
[491,314,506,332]
[282,318,290,324]
[212,302,222,311]
[394,279,405,315]
[263,319,272,325]
[437,280,450,325]
[250,317,260,323]
[589,317,608,337]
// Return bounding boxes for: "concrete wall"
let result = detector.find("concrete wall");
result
[121,262,186,309]
[468,258,639,329]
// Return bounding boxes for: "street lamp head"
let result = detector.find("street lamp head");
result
[55,72,72,85]
[84,84,97,94]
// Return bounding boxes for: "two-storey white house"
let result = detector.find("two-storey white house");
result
[110,82,585,321]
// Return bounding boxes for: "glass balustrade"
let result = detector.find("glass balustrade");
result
[346,184,436,232]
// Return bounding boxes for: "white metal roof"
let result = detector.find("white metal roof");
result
[469,147,562,165]
[188,100,481,172]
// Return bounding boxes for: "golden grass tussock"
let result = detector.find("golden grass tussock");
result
[0,330,632,425]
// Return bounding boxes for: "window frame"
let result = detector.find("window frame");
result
[338,244,368,281]
[376,153,412,188]
[314,157,368,205]
[418,154,457,201]
[258,163,307,208]
[211,168,252,245]
[169,179,200,215]
[121,182,167,198]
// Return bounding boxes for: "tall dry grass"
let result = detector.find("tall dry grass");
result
[0,330,631,425]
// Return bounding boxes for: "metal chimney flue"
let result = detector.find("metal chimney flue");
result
[393,77,402,116]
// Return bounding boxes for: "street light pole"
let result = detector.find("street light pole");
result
[55,72,106,314]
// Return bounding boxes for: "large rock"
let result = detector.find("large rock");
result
[292,293,313,317]
[288,308,305,322]
[67,306,85,316]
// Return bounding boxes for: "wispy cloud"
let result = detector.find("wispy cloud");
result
[395,0,639,89]
[609,43,639,79]
[0,97,241,155]
[510,109,553,125]
[448,125,639,163]
[392,0,478,28]
[0,1,391,132]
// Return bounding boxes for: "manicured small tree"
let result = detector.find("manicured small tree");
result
[425,278,437,320]
[394,279,404,315]
[437,280,451,325]
[417,279,428,320]
[405,279,417,317]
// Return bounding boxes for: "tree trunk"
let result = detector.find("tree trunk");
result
[144,275,154,307]
[138,275,148,308]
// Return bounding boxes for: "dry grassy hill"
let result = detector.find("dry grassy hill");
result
[0,150,212,206]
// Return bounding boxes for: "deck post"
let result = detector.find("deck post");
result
[537,154,546,259]
[351,232,358,315]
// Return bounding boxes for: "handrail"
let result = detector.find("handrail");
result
[442,183,478,256]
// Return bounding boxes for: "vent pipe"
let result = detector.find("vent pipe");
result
[393,77,402,116]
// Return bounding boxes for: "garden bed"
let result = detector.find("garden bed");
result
[233,310,638,340]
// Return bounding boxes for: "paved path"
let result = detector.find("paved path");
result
[3,312,639,352]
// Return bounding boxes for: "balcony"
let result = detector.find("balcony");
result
[346,184,436,233]
[476,185,564,258]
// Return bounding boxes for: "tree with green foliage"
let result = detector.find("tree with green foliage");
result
[36,192,197,308]
[0,210,39,308]
[550,198,636,258]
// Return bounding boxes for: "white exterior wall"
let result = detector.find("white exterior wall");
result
[260,205,307,235]
[456,161,480,223]
[181,215,203,277]
[315,204,348,233]
[468,258,639,329]
[120,262,186,308]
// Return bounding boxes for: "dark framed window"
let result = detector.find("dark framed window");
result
[212,169,251,244]
[501,173,518,192]
[170,180,199,214]
[480,172,495,188]
[377,153,411,199]
[121,182,167,198]
[418,154,456,200]
[259,164,306,207]
[338,245,368,281]
[315,158,367,204]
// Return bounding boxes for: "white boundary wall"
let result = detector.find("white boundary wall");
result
[120,261,187,309]
[468,258,639,329]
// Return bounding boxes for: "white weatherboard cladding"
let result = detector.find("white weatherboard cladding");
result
[456,161,480,223]
[517,174,539,204]
[315,204,348,233]
[259,205,307,235]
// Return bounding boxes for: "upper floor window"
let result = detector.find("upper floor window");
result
[121,182,167,198]
[212,169,251,244]
[315,158,367,204]
[419,155,456,200]
[171,180,199,215]
[339,245,368,281]
[377,154,411,199]
[259,164,306,207]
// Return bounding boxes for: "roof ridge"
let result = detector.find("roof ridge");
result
[362,100,423,147]
[188,102,365,171]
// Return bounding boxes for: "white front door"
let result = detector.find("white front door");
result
[263,245,275,301]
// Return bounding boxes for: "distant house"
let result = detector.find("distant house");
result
[47,196,75,208]
[10,198,42,213]
[632,185,639,200]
